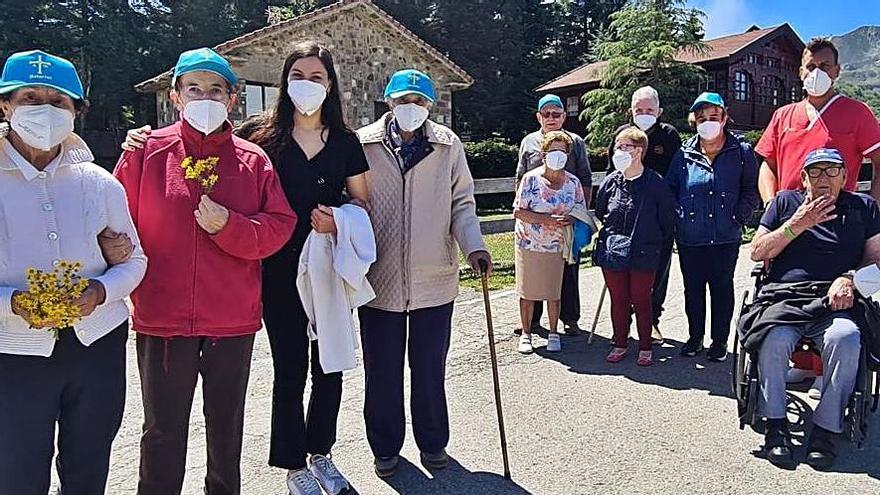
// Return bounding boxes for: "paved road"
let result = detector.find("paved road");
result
[89,246,879,494]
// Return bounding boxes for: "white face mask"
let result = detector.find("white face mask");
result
[10,104,75,151]
[803,68,834,97]
[612,149,633,172]
[633,114,657,131]
[545,150,568,170]
[696,121,723,141]
[287,80,328,116]
[392,103,430,132]
[183,100,228,134]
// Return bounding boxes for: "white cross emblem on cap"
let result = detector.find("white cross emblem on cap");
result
[408,72,420,85]
[29,55,52,76]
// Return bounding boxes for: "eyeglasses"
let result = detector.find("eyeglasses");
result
[806,166,843,178]
[540,111,564,119]
[615,143,638,152]
[182,86,231,101]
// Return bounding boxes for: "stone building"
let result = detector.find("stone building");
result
[135,0,473,129]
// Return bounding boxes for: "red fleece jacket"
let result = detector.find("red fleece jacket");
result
[114,120,296,337]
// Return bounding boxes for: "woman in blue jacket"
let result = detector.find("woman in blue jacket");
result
[665,92,759,361]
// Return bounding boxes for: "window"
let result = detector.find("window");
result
[244,83,279,117]
[761,76,785,106]
[747,53,762,65]
[566,95,579,117]
[734,71,751,102]
[766,57,781,69]
[791,84,802,103]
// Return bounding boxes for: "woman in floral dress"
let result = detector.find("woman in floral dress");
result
[513,130,586,354]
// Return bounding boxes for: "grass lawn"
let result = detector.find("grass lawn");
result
[458,232,592,291]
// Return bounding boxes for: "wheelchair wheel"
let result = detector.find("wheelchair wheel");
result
[733,290,759,430]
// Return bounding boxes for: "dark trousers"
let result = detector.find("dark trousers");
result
[602,269,655,351]
[263,288,343,470]
[532,259,580,326]
[678,243,740,346]
[652,242,674,326]
[0,323,127,495]
[358,302,453,458]
[136,333,254,495]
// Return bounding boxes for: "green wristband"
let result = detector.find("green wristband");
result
[783,225,797,241]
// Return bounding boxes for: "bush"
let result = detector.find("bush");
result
[464,139,518,179]
[742,129,764,147]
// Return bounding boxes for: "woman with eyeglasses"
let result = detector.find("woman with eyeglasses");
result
[665,92,760,362]
[594,127,674,366]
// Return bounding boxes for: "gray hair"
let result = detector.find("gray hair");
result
[631,86,660,108]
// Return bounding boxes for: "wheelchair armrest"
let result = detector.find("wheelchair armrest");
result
[750,262,767,279]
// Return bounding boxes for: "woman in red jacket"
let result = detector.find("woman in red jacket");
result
[113,48,296,495]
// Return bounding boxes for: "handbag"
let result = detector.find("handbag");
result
[601,187,645,271]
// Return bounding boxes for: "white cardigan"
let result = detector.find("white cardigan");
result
[296,204,376,373]
[0,135,147,357]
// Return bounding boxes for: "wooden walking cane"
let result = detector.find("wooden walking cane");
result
[478,260,511,480]
[588,283,608,346]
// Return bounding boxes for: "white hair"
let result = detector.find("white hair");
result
[631,86,660,108]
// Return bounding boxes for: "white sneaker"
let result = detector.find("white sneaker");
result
[287,468,322,495]
[309,455,350,495]
[517,333,533,354]
[808,376,823,400]
[546,333,561,352]
[786,367,816,383]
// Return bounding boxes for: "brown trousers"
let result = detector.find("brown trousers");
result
[136,333,255,495]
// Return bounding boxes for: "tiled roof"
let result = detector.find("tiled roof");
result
[537,25,792,92]
[135,0,473,92]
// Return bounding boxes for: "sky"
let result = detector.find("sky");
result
[686,0,880,40]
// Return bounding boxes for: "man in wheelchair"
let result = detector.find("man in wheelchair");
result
[746,148,880,469]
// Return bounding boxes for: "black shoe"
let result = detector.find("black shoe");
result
[805,426,838,470]
[374,455,400,478]
[707,342,728,362]
[763,419,796,469]
[562,321,581,336]
[680,339,704,357]
[420,449,449,470]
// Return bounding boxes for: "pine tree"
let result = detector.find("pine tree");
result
[581,0,706,147]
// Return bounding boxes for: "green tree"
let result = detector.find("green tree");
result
[581,0,707,147]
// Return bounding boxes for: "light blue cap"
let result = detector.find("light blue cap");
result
[538,94,564,111]
[172,48,238,87]
[0,50,84,100]
[384,69,436,102]
[689,92,725,112]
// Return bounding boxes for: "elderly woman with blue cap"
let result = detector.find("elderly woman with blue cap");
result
[114,48,296,494]
[356,69,491,477]
[665,92,760,361]
[0,50,147,494]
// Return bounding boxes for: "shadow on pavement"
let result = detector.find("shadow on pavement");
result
[373,456,533,495]
[533,333,734,397]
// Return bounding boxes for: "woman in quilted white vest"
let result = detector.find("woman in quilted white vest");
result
[356,69,491,478]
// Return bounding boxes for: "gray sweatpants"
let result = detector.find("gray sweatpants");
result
[758,314,861,433]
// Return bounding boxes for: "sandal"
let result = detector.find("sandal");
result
[637,350,653,366]
[606,347,628,363]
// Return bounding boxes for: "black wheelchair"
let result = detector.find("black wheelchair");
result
[731,264,880,447]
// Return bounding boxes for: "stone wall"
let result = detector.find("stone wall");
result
[154,4,466,129]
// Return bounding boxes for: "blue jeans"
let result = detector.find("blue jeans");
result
[758,315,861,433]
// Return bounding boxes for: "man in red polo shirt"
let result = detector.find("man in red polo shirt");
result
[756,37,880,202]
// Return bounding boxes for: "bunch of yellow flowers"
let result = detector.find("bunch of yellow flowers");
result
[181,156,220,194]
[14,261,90,336]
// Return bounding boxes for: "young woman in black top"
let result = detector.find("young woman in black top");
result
[248,41,369,495]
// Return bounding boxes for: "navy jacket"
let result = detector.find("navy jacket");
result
[665,132,760,247]
[593,169,675,272]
